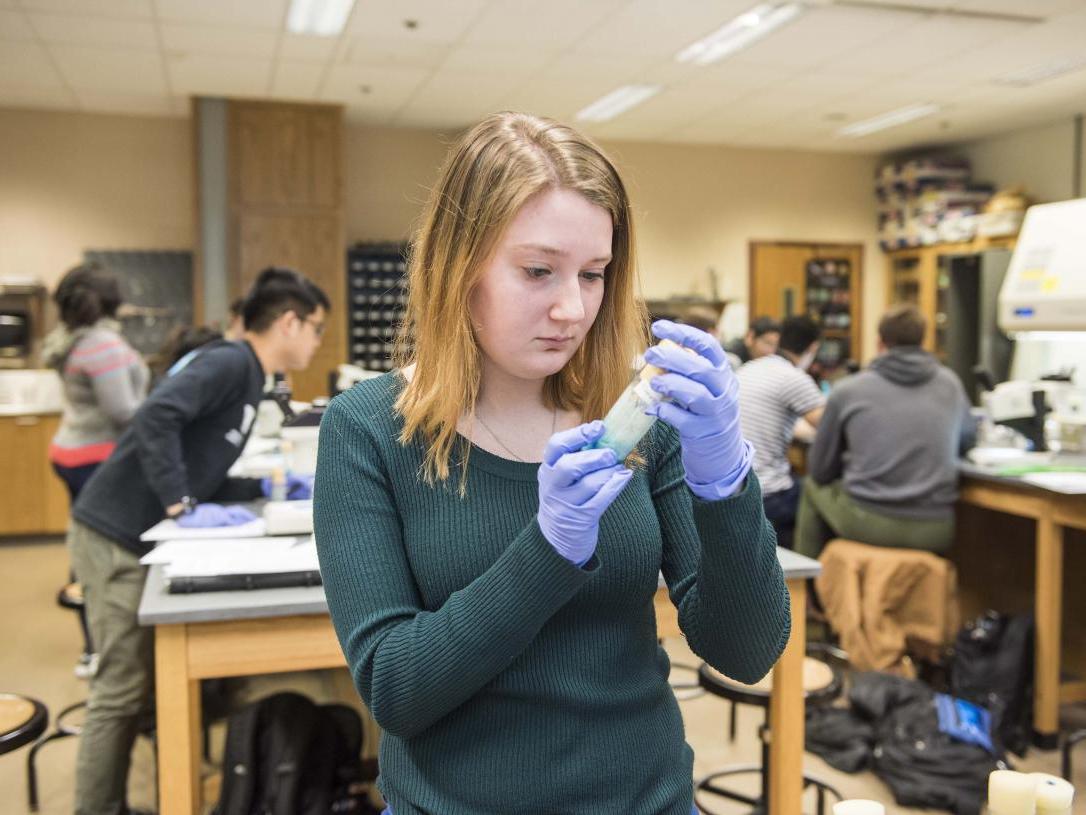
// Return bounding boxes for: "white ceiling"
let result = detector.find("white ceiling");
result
[1,0,1085,153]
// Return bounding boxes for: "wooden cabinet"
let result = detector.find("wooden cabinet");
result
[885,237,1016,357]
[223,100,345,402]
[0,414,70,537]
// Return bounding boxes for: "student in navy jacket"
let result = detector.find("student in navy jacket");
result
[69,267,328,815]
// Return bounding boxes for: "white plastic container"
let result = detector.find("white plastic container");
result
[280,426,320,475]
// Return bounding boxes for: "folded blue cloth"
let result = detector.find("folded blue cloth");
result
[175,503,257,528]
[935,692,994,753]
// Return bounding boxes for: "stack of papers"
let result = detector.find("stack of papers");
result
[140,535,319,579]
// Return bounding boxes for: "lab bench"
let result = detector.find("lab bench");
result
[957,456,1086,748]
[139,549,821,815]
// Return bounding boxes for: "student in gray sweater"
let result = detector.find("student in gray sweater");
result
[43,263,148,500]
[795,304,976,559]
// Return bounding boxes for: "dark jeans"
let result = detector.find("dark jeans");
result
[762,480,801,550]
[51,460,102,503]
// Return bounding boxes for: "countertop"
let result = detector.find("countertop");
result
[959,451,1086,495]
[138,547,820,626]
[0,404,61,417]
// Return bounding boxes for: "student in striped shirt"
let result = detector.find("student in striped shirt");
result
[736,316,825,549]
[43,263,148,500]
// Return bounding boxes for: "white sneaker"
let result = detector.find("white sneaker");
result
[74,652,99,680]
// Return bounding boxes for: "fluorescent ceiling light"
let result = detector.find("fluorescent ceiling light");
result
[286,0,356,37]
[837,103,940,138]
[575,85,661,123]
[993,58,1086,87]
[675,3,804,66]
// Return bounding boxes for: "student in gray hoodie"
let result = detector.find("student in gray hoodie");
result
[795,304,976,559]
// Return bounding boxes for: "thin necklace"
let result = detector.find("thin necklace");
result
[473,406,558,463]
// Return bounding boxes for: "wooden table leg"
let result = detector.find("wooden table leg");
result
[768,577,805,815]
[156,624,202,815]
[1034,515,1063,748]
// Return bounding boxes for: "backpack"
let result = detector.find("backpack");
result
[950,611,1034,756]
[213,691,377,815]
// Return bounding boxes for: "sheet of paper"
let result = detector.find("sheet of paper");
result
[140,516,267,542]
[1021,471,1086,494]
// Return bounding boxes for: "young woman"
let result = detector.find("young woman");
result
[314,112,789,815]
[43,262,149,500]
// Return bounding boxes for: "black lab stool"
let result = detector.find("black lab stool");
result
[0,694,47,756]
[694,647,844,815]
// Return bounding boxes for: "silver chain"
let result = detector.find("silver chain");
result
[473,406,558,462]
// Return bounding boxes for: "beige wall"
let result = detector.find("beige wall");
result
[342,126,883,358]
[960,116,1084,204]
[0,108,192,289]
[0,106,883,358]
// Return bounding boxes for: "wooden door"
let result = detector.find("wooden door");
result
[749,241,864,367]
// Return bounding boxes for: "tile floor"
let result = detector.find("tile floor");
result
[2,538,1082,814]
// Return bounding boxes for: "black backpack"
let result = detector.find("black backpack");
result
[213,691,377,815]
[950,611,1034,756]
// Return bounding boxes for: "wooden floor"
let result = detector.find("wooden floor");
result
[2,538,1084,814]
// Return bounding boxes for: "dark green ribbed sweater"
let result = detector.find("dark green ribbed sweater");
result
[313,374,790,815]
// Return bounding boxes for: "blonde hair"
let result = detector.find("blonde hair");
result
[392,111,648,485]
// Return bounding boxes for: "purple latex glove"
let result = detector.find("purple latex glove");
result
[261,473,314,500]
[175,503,258,528]
[642,320,753,500]
[538,421,633,567]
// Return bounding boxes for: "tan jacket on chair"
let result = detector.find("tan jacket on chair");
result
[816,538,959,672]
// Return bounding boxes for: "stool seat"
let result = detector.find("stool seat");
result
[700,656,840,708]
[0,694,47,755]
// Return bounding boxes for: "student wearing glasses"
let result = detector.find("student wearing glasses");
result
[68,266,328,815]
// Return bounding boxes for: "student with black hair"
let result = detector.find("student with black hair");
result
[736,315,825,549]
[723,315,781,367]
[43,263,148,500]
[68,266,329,815]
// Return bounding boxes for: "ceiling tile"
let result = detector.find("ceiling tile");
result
[0,9,35,40]
[462,0,625,46]
[533,53,661,86]
[441,46,557,75]
[501,75,645,123]
[160,22,279,58]
[167,53,272,96]
[155,0,288,29]
[824,14,1034,78]
[572,0,755,59]
[957,0,1084,16]
[0,40,64,87]
[76,90,176,115]
[320,64,430,109]
[727,5,918,71]
[270,60,325,99]
[343,36,449,70]
[279,32,338,63]
[28,12,158,49]
[18,0,152,17]
[399,69,524,117]
[52,46,166,92]
[344,0,488,43]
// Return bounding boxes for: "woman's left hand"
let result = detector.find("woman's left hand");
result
[642,320,753,499]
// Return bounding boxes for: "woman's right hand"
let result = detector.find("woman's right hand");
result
[537,421,633,566]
